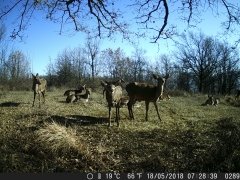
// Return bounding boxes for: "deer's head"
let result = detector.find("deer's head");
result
[152,74,169,98]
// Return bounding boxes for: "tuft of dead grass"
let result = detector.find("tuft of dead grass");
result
[35,122,87,156]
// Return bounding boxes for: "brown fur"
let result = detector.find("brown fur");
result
[66,94,76,103]
[102,79,124,97]
[126,74,169,121]
[75,88,91,102]
[64,85,86,96]
[101,80,123,127]
[32,73,47,107]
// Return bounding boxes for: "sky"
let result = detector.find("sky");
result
[1,1,239,75]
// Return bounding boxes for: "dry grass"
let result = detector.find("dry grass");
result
[0,90,239,172]
[35,122,85,155]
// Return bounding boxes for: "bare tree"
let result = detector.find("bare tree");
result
[6,50,30,80]
[0,24,8,83]
[176,32,220,93]
[85,36,100,80]
[0,0,239,43]
[176,32,240,94]
[131,47,148,82]
[101,48,131,79]
[215,42,240,95]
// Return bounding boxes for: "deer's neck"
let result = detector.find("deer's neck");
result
[155,84,164,99]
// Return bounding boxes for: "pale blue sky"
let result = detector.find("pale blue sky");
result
[2,1,239,75]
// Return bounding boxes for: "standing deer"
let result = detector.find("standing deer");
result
[102,79,124,97]
[126,74,169,121]
[32,73,47,107]
[101,80,123,127]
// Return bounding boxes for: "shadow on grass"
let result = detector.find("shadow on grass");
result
[46,115,109,126]
[0,102,20,107]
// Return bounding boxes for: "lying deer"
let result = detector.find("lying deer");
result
[32,73,47,107]
[66,94,76,103]
[64,85,86,96]
[126,74,169,121]
[75,88,91,102]
[202,95,220,106]
[101,80,123,127]
[66,88,91,103]
[158,93,171,101]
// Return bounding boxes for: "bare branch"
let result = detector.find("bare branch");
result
[152,0,169,43]
[221,0,240,30]
[0,0,23,19]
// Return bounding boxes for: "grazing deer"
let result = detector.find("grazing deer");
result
[202,95,220,106]
[101,80,123,127]
[235,89,240,100]
[32,73,47,107]
[126,74,169,121]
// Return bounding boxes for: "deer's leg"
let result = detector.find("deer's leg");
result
[108,106,112,127]
[42,91,45,104]
[116,106,120,127]
[153,102,161,121]
[127,100,134,120]
[32,92,36,107]
[145,101,149,121]
[38,93,41,108]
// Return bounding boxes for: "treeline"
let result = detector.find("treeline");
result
[45,32,240,94]
[0,27,240,94]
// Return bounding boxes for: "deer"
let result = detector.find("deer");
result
[102,79,125,97]
[202,95,220,106]
[32,73,47,107]
[66,88,91,103]
[126,74,169,121]
[101,80,123,127]
[66,94,76,103]
[158,93,171,101]
[75,88,91,102]
[64,84,86,96]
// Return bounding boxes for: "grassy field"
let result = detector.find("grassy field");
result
[0,89,240,172]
